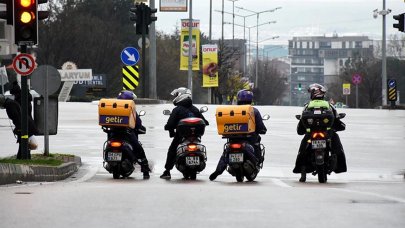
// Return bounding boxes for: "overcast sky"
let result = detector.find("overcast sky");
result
[154,0,405,45]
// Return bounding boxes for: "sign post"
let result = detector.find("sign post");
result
[352,73,362,108]
[12,51,36,159]
[343,83,351,107]
[387,79,397,109]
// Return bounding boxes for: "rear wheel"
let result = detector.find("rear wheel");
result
[113,171,120,179]
[235,170,244,182]
[317,165,327,183]
[189,172,197,180]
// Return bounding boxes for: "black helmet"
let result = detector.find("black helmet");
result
[308,83,326,100]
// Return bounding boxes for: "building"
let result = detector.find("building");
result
[288,35,373,106]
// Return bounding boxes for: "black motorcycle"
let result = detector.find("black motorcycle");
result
[163,106,208,180]
[102,110,146,179]
[223,114,270,182]
[295,108,346,183]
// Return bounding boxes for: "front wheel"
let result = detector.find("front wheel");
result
[317,165,327,183]
[113,171,120,179]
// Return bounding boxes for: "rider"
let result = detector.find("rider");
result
[209,89,267,181]
[160,87,209,180]
[114,90,150,179]
[0,94,38,159]
[293,83,347,182]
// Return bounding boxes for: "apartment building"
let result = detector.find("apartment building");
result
[288,35,373,106]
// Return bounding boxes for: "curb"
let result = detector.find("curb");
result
[0,156,81,185]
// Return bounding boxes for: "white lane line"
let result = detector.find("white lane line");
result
[332,188,405,204]
[270,178,292,188]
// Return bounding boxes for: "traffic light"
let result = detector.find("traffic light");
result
[393,13,405,32]
[298,83,302,91]
[130,4,144,35]
[144,6,157,26]
[14,0,38,44]
[0,0,13,25]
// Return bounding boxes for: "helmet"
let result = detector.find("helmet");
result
[117,90,137,101]
[171,87,191,105]
[308,83,326,100]
[236,89,253,105]
[0,94,5,108]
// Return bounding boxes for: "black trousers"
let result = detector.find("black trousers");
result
[293,131,347,173]
[164,135,182,170]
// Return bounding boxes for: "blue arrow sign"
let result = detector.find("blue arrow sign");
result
[388,79,396,88]
[120,47,140,66]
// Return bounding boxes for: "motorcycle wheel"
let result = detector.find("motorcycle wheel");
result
[236,171,244,182]
[246,172,257,182]
[113,171,120,179]
[182,172,189,179]
[189,172,197,180]
[122,170,133,178]
[317,165,327,183]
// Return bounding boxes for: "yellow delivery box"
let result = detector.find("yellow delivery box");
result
[98,98,137,129]
[216,105,256,135]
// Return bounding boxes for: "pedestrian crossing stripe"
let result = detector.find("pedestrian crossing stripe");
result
[122,65,139,90]
[388,88,397,101]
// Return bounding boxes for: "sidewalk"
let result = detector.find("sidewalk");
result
[0,156,81,185]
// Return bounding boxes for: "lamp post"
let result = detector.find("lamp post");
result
[373,0,391,107]
[225,21,277,82]
[228,0,238,44]
[216,10,256,77]
[236,6,281,88]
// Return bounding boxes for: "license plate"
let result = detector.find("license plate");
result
[229,153,244,163]
[185,156,200,166]
[107,152,122,161]
[312,140,326,149]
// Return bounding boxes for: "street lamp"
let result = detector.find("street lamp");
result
[228,0,238,43]
[225,21,276,81]
[373,0,391,107]
[236,6,281,87]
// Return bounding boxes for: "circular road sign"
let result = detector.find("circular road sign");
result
[352,73,362,85]
[138,37,150,49]
[12,53,36,76]
[120,47,140,66]
[31,65,62,96]
[388,79,396,88]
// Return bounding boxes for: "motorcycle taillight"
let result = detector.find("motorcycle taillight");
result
[109,141,122,148]
[187,144,198,152]
[230,143,242,149]
[312,132,326,139]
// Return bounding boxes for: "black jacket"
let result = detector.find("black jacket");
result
[3,98,37,137]
[164,98,209,134]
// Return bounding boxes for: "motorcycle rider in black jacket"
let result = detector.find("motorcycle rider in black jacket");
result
[160,87,209,180]
[292,84,347,182]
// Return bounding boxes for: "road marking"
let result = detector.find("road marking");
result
[332,188,405,204]
[270,178,292,187]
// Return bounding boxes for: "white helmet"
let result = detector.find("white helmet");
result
[170,87,191,105]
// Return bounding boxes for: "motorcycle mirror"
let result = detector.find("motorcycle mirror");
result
[163,110,171,115]
[139,110,146,116]
[338,113,346,119]
[295,115,301,120]
[262,114,270,120]
[199,106,208,113]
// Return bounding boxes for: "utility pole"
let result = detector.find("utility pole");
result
[149,0,157,99]
[188,0,193,98]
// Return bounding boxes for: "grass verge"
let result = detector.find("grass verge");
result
[0,153,74,166]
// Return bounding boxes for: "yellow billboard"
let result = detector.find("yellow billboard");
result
[202,44,219,87]
[180,19,200,71]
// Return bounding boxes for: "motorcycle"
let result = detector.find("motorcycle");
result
[102,110,146,179]
[295,106,346,183]
[163,106,208,180]
[222,114,270,182]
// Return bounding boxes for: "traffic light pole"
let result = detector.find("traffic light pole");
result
[20,44,30,159]
[141,5,147,98]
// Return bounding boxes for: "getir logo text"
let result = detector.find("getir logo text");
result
[224,123,248,133]
[100,115,129,125]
